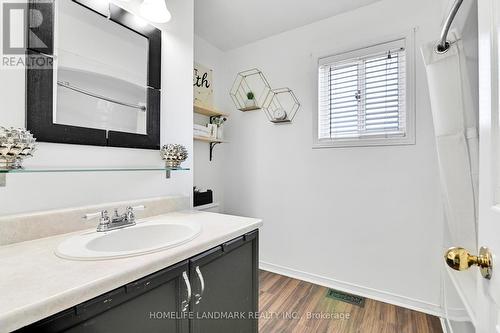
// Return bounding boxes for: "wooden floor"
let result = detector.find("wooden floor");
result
[259,270,442,333]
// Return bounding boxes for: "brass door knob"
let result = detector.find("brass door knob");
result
[444,246,493,279]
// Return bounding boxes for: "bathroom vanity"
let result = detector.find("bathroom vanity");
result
[0,209,262,333]
[17,230,258,333]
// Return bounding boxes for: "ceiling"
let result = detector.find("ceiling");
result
[194,0,381,51]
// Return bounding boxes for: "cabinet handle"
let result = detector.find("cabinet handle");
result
[194,266,205,305]
[181,271,191,312]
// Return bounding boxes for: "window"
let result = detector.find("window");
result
[315,38,414,147]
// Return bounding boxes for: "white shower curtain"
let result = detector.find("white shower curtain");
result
[421,31,478,252]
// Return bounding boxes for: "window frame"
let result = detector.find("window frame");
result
[312,33,416,148]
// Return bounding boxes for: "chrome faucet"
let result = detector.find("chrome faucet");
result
[83,205,145,232]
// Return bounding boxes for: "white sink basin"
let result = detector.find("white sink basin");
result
[55,220,201,260]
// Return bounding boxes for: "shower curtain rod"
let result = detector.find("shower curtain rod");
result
[436,0,464,53]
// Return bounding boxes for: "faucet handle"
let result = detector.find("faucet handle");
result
[83,210,111,232]
[125,205,145,223]
[83,210,109,221]
[125,205,145,215]
[129,205,145,212]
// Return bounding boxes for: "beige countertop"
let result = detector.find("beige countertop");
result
[0,211,262,333]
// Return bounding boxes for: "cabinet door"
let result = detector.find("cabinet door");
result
[67,261,190,333]
[190,230,258,333]
[21,261,191,333]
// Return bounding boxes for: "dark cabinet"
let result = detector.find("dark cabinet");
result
[18,261,190,333]
[66,260,190,333]
[190,231,258,333]
[16,230,258,333]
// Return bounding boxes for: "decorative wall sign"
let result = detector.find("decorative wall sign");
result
[193,63,214,108]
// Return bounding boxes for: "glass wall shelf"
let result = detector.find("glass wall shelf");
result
[0,166,189,174]
[0,166,189,187]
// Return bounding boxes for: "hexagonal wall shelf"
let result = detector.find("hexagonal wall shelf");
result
[263,88,300,124]
[230,68,271,112]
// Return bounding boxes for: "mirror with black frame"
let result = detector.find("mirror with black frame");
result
[26,0,162,150]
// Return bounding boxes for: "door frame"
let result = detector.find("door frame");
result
[476,0,500,331]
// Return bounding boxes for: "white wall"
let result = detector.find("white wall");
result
[193,35,227,210]
[198,0,447,314]
[0,0,194,216]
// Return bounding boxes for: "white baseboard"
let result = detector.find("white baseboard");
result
[259,261,444,318]
[441,318,451,333]
[444,307,472,323]
[440,317,475,333]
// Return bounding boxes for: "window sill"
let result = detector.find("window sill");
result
[312,136,416,148]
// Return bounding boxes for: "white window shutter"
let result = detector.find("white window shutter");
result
[318,40,407,142]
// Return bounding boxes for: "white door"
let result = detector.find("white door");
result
[458,0,500,331]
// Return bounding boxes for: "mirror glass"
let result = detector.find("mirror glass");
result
[55,1,148,135]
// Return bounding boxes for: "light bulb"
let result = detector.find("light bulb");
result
[140,0,171,23]
[132,15,148,28]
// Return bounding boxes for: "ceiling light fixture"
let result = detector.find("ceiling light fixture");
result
[140,0,171,23]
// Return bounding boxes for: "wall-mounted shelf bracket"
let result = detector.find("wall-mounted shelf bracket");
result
[0,174,5,187]
[194,136,225,161]
[166,170,171,179]
[210,142,221,161]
